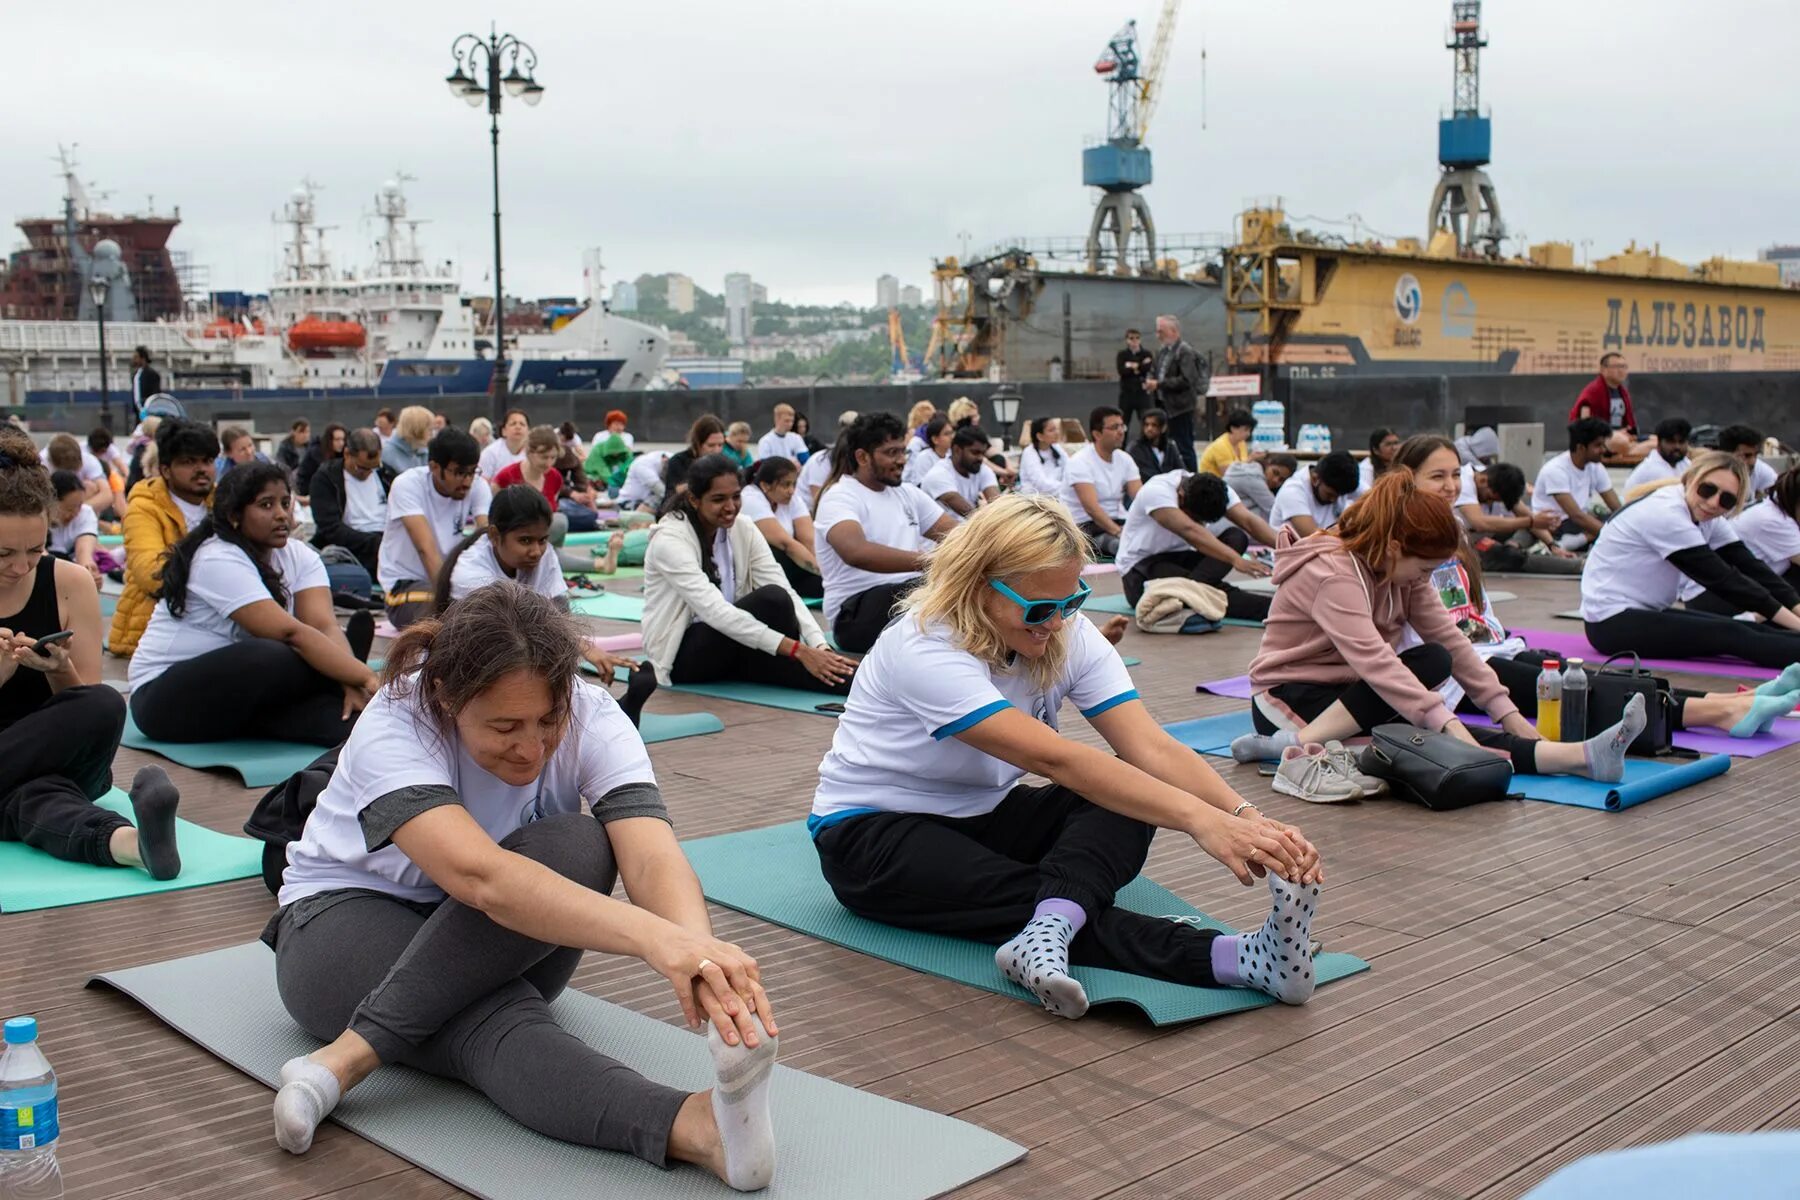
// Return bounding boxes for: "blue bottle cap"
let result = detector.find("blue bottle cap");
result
[4,1017,38,1044]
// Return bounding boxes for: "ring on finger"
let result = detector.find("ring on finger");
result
[696,957,715,974]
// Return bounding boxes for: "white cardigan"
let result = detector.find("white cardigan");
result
[641,511,827,685]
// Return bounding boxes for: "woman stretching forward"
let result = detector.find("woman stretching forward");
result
[810,494,1324,1019]
[741,456,823,599]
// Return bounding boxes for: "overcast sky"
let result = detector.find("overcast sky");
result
[8,1,1797,308]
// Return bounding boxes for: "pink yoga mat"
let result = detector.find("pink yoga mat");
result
[1197,675,1254,699]
[1511,628,1781,682]
[1082,562,1119,577]
[584,632,644,653]
[1462,712,1800,759]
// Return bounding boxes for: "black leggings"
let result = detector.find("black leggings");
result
[814,782,1221,987]
[0,685,130,866]
[1586,608,1800,671]
[1251,642,1540,774]
[1120,527,1272,622]
[772,547,823,599]
[132,639,359,746]
[832,577,922,655]
[1687,563,1800,617]
[670,583,848,695]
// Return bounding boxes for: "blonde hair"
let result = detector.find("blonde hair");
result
[726,420,752,439]
[906,400,937,431]
[395,405,434,446]
[468,416,493,443]
[900,494,1090,689]
[946,396,979,426]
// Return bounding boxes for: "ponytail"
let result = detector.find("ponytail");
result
[1333,468,1459,577]
[433,484,553,614]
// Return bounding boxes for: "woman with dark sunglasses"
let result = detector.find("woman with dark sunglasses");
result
[807,494,1326,1020]
[1581,451,1800,672]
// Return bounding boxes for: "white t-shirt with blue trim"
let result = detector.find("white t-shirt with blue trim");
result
[810,613,1137,827]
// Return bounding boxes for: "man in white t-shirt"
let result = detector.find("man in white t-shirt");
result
[1061,405,1143,558]
[920,426,1001,521]
[1623,417,1692,494]
[377,428,493,628]
[311,428,395,579]
[1719,423,1780,502]
[1116,469,1275,621]
[1268,451,1359,536]
[812,412,958,652]
[1531,418,1621,550]
[755,403,808,463]
[1454,460,1578,573]
[616,450,668,514]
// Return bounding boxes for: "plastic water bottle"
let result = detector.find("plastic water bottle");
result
[0,1017,63,1200]
[1561,658,1590,742]
[1535,659,1564,742]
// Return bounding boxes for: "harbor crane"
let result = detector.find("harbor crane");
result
[1427,0,1506,256]
[1083,0,1183,276]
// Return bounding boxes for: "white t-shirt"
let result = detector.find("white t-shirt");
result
[377,467,493,592]
[903,446,946,489]
[796,447,835,512]
[740,482,804,536]
[129,538,329,689]
[1116,469,1227,577]
[49,504,98,556]
[756,430,807,462]
[1624,453,1689,493]
[280,678,658,906]
[1357,458,1375,495]
[1062,446,1141,521]
[342,469,389,534]
[1731,497,1800,574]
[1454,463,1510,527]
[1531,452,1611,518]
[1270,466,1351,531]
[920,456,997,518]
[477,440,525,481]
[172,494,208,530]
[447,534,568,604]
[617,451,669,510]
[1751,458,1778,500]
[1017,446,1068,499]
[40,446,107,485]
[812,476,944,625]
[1580,484,1740,622]
[811,615,1136,825]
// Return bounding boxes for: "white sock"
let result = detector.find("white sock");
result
[708,1019,778,1192]
[995,914,1090,1019]
[272,1056,341,1155]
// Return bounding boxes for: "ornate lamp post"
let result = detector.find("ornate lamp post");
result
[88,275,113,431]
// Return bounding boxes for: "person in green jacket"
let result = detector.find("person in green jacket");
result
[584,409,636,492]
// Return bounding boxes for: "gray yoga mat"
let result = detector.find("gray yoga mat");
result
[91,941,1024,1200]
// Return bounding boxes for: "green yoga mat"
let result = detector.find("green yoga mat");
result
[684,821,1368,1026]
[0,789,261,913]
[569,593,646,622]
[567,566,645,582]
[564,527,650,565]
[637,710,725,743]
[91,941,1025,1200]
[122,713,327,789]
[1083,593,1262,627]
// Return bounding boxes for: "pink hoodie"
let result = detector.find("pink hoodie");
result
[1248,530,1519,732]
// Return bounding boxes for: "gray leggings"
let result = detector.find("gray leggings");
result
[266,812,690,1166]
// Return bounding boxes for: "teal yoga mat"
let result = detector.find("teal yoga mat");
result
[567,566,645,581]
[121,713,326,789]
[91,941,1025,1200]
[637,710,725,743]
[684,821,1369,1026]
[1083,593,1262,627]
[565,528,650,565]
[0,789,261,913]
[569,593,646,622]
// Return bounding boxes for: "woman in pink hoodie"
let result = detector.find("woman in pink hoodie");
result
[1235,470,1644,792]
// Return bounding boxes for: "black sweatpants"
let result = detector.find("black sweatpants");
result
[1472,652,1702,735]
[1165,410,1199,472]
[0,685,130,866]
[266,812,689,1167]
[1078,520,1122,561]
[1587,608,1800,671]
[832,577,921,655]
[813,783,1221,987]
[772,547,823,599]
[669,583,848,695]
[1120,527,1273,622]
[1251,642,1540,774]
[131,639,358,746]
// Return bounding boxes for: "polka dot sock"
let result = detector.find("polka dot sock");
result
[996,914,1090,1019]
[1210,875,1320,1005]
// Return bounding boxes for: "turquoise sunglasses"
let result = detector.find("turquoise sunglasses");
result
[989,578,1092,625]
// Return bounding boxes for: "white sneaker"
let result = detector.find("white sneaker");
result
[1322,740,1387,797]
[1273,743,1364,804]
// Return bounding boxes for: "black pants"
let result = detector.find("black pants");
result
[0,685,130,866]
[1120,527,1272,623]
[833,577,922,655]
[1117,389,1149,432]
[132,639,359,746]
[1079,520,1122,561]
[1251,642,1539,773]
[1165,410,1199,472]
[670,583,848,695]
[386,578,433,630]
[1587,608,1800,671]
[1469,651,1701,734]
[772,547,823,599]
[813,783,1221,987]
[1473,534,1585,576]
[1688,564,1800,617]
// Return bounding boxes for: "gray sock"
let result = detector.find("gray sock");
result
[1231,728,1298,763]
[1583,693,1646,783]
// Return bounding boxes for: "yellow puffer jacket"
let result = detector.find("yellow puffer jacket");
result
[108,477,205,656]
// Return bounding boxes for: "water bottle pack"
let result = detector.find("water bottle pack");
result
[1295,423,1333,455]
[1251,399,1287,452]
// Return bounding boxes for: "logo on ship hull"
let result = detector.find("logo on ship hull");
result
[1394,274,1422,325]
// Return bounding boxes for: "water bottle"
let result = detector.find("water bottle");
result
[1562,658,1590,742]
[0,1017,63,1200]
[1535,658,1564,742]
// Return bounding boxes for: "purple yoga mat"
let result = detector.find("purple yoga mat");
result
[1197,675,1255,699]
[1461,712,1800,759]
[1510,627,1781,682]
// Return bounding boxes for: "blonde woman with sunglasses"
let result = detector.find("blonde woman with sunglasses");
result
[806,494,1325,1020]
[1581,451,1800,674]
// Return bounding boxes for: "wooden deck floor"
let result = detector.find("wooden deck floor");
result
[10,573,1799,1199]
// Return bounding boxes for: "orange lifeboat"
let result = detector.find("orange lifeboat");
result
[288,317,366,352]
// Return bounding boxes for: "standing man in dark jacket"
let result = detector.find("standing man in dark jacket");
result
[275,418,311,474]
[310,428,395,579]
[1144,314,1207,471]
[1115,328,1155,432]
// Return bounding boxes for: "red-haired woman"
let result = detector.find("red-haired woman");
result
[1233,470,1645,802]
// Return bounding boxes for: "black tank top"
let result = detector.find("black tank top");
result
[0,557,61,730]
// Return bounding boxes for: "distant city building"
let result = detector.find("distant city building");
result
[899,284,923,307]
[876,273,899,309]
[751,282,768,304]
[666,272,696,314]
[1761,245,1800,287]
[611,280,638,311]
[724,271,753,344]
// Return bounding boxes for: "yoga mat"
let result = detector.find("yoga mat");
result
[569,593,646,622]
[1514,627,1782,681]
[1197,675,1255,699]
[1554,609,1584,621]
[121,713,326,789]
[1081,562,1118,577]
[637,710,725,744]
[1084,593,1264,628]
[565,528,650,565]
[684,821,1368,1027]
[1165,710,1255,757]
[98,533,123,547]
[586,631,644,653]
[90,941,1026,1200]
[0,789,261,913]
[567,566,645,582]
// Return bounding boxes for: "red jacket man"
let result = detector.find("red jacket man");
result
[1569,352,1636,434]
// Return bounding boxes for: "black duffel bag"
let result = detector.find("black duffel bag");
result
[1584,652,1677,756]
[1358,724,1515,811]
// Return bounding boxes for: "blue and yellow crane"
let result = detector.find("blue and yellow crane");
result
[1083,0,1183,275]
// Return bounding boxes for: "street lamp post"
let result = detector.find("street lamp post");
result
[88,276,113,432]
[446,28,544,422]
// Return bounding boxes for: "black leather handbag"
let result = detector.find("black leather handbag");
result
[1358,725,1515,811]
[1584,653,1676,755]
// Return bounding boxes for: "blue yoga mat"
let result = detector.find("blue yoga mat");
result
[121,713,326,789]
[683,820,1369,1026]
[1166,710,1257,756]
